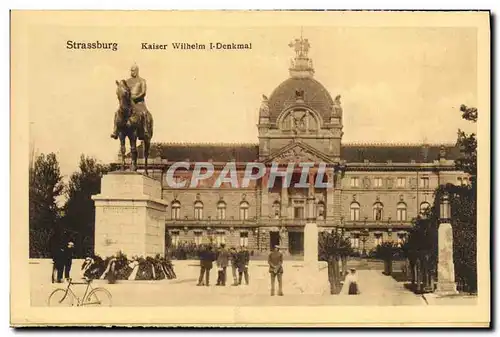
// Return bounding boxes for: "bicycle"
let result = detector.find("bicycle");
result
[47,277,112,307]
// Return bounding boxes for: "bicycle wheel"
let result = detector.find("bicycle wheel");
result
[84,288,112,307]
[48,288,74,307]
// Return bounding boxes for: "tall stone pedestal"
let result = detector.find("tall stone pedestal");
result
[435,222,458,295]
[290,222,329,295]
[91,172,168,258]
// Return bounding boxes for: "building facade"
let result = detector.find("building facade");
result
[130,37,468,256]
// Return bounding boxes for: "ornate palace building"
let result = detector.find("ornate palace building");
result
[132,37,467,256]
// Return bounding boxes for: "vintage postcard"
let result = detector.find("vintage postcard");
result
[11,10,490,327]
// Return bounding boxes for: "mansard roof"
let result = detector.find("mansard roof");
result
[340,143,460,163]
[137,142,461,164]
[143,142,260,162]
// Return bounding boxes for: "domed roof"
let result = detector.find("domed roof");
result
[267,77,334,123]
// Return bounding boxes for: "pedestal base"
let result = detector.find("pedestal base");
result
[435,281,459,296]
[289,261,330,295]
[92,172,168,258]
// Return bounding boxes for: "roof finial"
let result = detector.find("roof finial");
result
[288,33,314,78]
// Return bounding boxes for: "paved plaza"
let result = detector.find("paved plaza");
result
[30,259,431,307]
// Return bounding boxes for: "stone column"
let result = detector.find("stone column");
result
[435,221,458,295]
[92,171,169,258]
[326,169,335,219]
[305,185,317,265]
[261,172,269,218]
[304,222,318,265]
[281,181,288,219]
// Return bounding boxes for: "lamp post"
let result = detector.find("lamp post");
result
[436,192,458,295]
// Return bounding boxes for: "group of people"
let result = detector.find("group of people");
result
[197,244,286,296]
[197,244,250,287]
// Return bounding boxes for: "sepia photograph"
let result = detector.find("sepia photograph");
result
[10,10,490,327]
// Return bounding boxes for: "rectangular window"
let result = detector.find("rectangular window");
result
[172,207,181,220]
[397,177,406,188]
[350,234,360,249]
[397,208,407,222]
[194,208,203,220]
[171,231,180,247]
[374,177,383,188]
[217,208,226,220]
[240,232,249,247]
[374,234,383,247]
[240,208,249,220]
[350,177,360,188]
[294,207,305,219]
[350,208,360,221]
[194,231,203,246]
[215,231,226,246]
[420,177,430,188]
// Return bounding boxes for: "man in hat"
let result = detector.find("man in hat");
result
[197,245,216,286]
[57,241,75,282]
[236,245,250,285]
[216,243,230,286]
[229,247,239,286]
[268,245,284,296]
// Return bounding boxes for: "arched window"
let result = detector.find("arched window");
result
[194,201,203,220]
[240,201,249,220]
[217,201,226,220]
[317,201,325,220]
[396,202,407,221]
[373,202,384,221]
[272,200,281,219]
[420,202,431,217]
[171,201,181,220]
[350,202,360,221]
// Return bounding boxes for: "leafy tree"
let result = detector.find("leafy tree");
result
[29,153,65,257]
[403,105,477,293]
[319,230,354,294]
[62,155,110,257]
[374,241,401,275]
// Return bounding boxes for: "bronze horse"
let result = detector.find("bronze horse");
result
[114,80,153,174]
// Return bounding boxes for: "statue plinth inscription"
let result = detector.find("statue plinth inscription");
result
[92,172,168,258]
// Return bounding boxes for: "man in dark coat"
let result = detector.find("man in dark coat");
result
[216,243,230,286]
[236,246,250,285]
[56,241,75,282]
[197,245,216,286]
[268,245,284,296]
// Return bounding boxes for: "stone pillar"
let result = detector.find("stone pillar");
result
[305,189,318,265]
[261,172,269,218]
[326,169,335,219]
[304,222,318,265]
[281,182,288,219]
[92,171,169,258]
[436,221,458,295]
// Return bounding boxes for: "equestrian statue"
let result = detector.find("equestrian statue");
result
[112,64,154,174]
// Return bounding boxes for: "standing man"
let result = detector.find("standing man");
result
[197,245,215,286]
[111,63,151,140]
[237,245,250,285]
[216,243,230,286]
[57,241,75,282]
[229,247,238,286]
[268,245,284,296]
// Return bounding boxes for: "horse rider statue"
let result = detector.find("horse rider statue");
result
[111,63,151,140]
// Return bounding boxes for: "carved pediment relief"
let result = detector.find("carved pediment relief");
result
[273,146,319,164]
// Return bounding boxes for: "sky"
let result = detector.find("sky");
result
[26,22,478,181]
